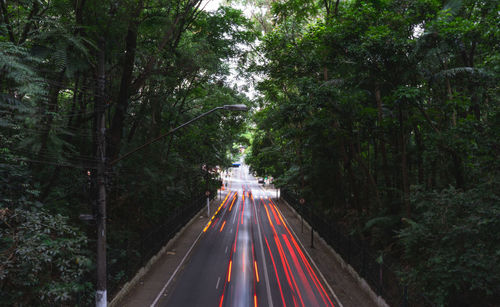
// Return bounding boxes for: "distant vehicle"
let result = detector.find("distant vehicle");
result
[258,178,265,184]
[232,163,240,167]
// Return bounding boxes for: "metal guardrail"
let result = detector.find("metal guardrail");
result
[281,190,434,307]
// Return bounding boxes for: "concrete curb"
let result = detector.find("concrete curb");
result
[281,198,390,307]
[109,202,209,307]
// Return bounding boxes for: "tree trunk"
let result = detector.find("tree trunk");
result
[452,152,464,189]
[151,95,162,137]
[126,102,148,143]
[345,141,360,214]
[334,0,340,15]
[334,120,359,214]
[399,105,410,217]
[428,161,436,189]
[375,87,391,188]
[0,0,15,43]
[108,10,141,160]
[351,142,382,211]
[19,1,40,44]
[414,126,424,185]
[446,77,456,127]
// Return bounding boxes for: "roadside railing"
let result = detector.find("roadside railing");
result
[281,190,434,307]
[107,193,210,297]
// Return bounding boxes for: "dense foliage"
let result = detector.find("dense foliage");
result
[1,0,255,304]
[244,0,499,305]
[2,0,499,305]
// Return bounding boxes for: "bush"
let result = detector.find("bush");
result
[398,182,500,306]
[0,207,92,306]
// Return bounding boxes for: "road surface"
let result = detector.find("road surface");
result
[155,164,338,307]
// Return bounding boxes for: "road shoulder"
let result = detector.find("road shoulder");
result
[275,198,379,307]
[112,196,225,307]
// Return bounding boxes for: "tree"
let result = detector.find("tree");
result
[1,0,256,300]
[246,0,500,304]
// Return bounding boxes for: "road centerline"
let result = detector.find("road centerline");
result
[253,191,274,307]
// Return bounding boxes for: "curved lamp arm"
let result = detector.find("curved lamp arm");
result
[110,104,248,165]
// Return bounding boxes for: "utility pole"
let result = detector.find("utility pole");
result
[95,38,107,307]
[92,103,246,306]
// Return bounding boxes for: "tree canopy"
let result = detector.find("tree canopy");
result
[1,0,255,304]
[245,0,499,305]
[1,0,499,305]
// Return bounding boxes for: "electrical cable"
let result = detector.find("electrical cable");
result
[17,127,96,138]
[13,157,97,169]
[7,148,99,164]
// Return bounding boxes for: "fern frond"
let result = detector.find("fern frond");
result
[319,78,344,88]
[442,0,463,17]
[0,42,46,98]
[52,48,67,72]
[433,67,493,81]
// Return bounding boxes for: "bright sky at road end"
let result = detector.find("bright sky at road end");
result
[201,0,261,100]
[202,0,255,18]
[202,0,222,12]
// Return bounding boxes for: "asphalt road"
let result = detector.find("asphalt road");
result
[156,164,338,307]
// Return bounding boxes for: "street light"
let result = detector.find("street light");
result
[222,104,248,111]
[96,104,248,307]
[110,104,248,165]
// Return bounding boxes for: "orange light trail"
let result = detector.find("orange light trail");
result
[269,202,281,225]
[254,261,259,282]
[292,236,333,307]
[274,235,303,306]
[242,248,246,272]
[264,236,286,307]
[271,202,288,228]
[221,193,230,207]
[203,220,212,232]
[263,201,274,228]
[254,294,258,307]
[228,260,232,282]
[203,192,232,233]
[265,202,305,307]
[265,201,297,304]
[215,193,230,214]
[222,196,229,208]
[219,294,224,307]
[229,194,237,212]
[241,200,245,225]
[213,217,219,227]
[220,221,226,232]
[272,200,335,307]
[283,234,318,306]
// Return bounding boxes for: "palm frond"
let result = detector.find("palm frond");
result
[319,78,344,88]
[442,0,463,17]
[0,42,46,97]
[433,67,493,81]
